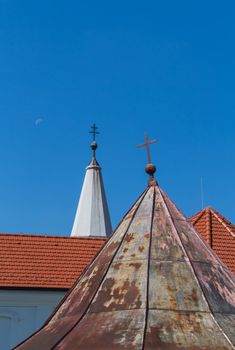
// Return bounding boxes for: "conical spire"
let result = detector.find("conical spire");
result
[16,139,235,350]
[71,124,112,237]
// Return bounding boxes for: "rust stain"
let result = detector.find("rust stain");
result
[125,232,135,243]
[129,262,141,269]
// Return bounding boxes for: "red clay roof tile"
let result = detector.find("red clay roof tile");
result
[189,207,235,274]
[0,205,234,291]
[0,234,107,289]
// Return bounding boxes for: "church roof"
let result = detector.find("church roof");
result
[71,157,112,237]
[189,207,235,274]
[15,171,235,349]
[71,126,112,237]
[0,233,106,289]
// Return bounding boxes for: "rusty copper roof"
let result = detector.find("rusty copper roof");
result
[15,183,235,349]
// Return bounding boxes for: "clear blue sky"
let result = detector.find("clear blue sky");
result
[0,1,235,235]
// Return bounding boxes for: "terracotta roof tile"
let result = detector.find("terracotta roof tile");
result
[189,207,235,274]
[0,205,234,291]
[0,234,107,289]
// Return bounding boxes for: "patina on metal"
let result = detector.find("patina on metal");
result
[15,156,235,349]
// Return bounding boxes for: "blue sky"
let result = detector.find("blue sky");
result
[0,1,235,234]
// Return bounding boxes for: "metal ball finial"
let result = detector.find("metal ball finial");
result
[145,163,156,176]
[91,141,98,151]
[138,133,158,187]
[145,163,157,186]
[89,124,99,159]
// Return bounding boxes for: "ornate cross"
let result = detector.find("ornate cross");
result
[138,133,158,164]
[89,123,100,141]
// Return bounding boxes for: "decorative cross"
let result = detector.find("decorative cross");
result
[89,123,100,141]
[138,133,158,164]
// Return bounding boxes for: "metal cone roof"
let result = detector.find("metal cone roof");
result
[16,184,235,350]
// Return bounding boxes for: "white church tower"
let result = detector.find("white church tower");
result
[71,124,112,237]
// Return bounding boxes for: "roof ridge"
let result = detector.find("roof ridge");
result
[189,208,207,225]
[0,233,107,240]
[205,208,212,244]
[210,209,235,239]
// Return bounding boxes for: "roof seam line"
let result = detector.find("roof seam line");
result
[141,186,156,350]
[87,308,235,315]
[51,187,150,350]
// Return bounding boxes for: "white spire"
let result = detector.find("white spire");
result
[71,125,112,237]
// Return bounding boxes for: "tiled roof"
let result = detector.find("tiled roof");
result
[0,206,234,291]
[0,233,107,289]
[189,207,235,274]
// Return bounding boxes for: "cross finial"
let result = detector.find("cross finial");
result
[89,123,100,141]
[138,133,158,164]
[89,123,100,160]
[138,133,158,186]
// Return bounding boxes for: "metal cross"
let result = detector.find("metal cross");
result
[89,123,100,141]
[138,133,158,164]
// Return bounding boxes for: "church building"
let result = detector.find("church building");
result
[0,129,234,349]
[15,143,235,349]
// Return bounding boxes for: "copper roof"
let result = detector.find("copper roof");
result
[0,233,106,289]
[189,207,235,274]
[15,184,235,349]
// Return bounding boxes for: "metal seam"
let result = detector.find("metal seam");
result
[51,187,150,350]
[141,186,156,350]
[87,308,235,315]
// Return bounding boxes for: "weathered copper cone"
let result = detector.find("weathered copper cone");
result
[15,185,235,349]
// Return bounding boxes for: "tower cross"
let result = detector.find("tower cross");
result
[138,133,158,164]
[89,123,100,141]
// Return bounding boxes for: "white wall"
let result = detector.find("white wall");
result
[0,289,66,349]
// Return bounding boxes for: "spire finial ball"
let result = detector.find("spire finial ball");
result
[91,141,98,151]
[145,163,156,176]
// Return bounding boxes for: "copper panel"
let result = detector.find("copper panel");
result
[192,262,235,313]
[116,187,153,261]
[215,314,235,345]
[151,190,187,261]
[56,310,145,350]
[149,260,209,312]
[161,189,220,265]
[145,310,234,349]
[89,260,147,313]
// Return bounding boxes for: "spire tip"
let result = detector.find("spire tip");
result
[89,124,99,159]
[138,133,158,186]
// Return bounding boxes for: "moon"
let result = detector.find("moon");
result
[35,118,44,126]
